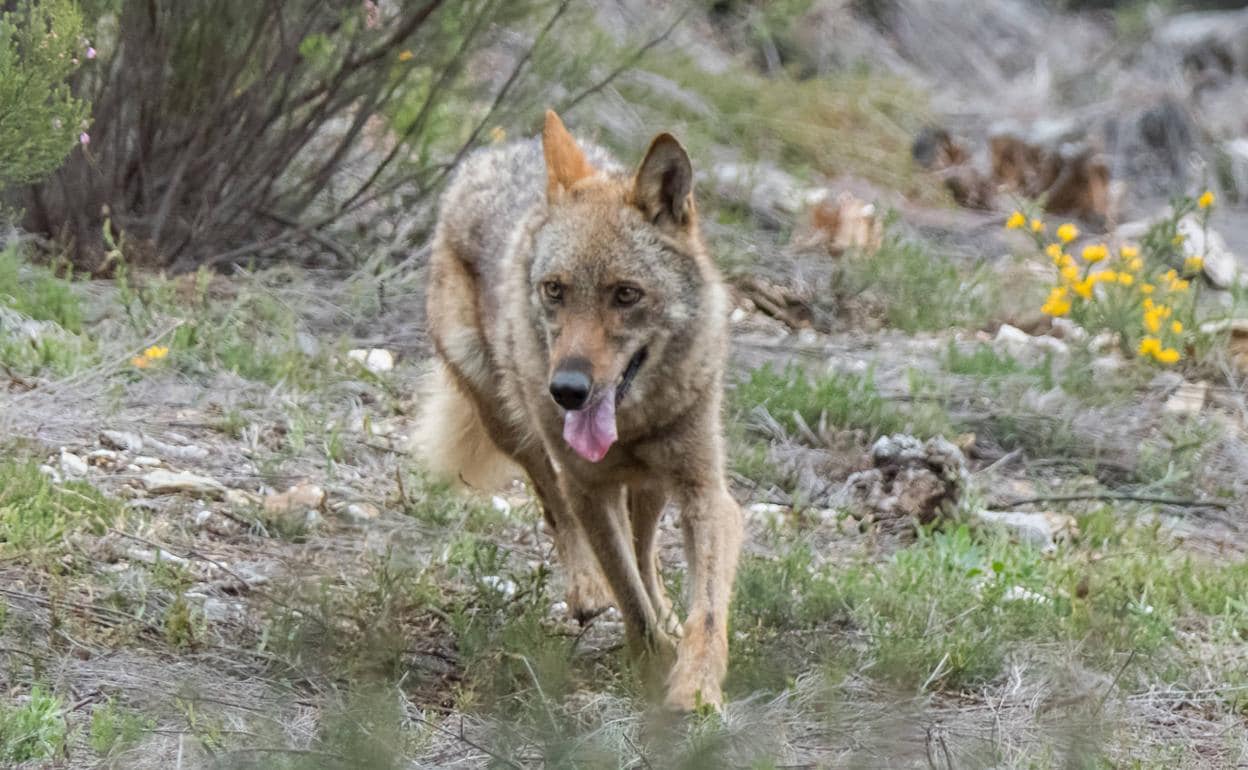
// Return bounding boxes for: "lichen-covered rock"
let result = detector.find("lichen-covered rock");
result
[834,434,968,524]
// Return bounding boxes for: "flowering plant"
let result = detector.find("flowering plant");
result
[1007,191,1218,365]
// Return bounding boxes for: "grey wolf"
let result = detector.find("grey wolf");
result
[418,110,743,710]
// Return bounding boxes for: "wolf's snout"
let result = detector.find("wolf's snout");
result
[549,358,593,410]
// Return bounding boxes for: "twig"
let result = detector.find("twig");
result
[1001,493,1230,510]
[557,7,690,115]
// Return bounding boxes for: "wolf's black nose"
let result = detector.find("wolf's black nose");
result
[550,360,592,410]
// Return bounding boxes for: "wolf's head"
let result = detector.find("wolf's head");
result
[531,110,706,463]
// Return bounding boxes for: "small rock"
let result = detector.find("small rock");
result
[1003,585,1050,604]
[973,509,1078,550]
[39,464,62,483]
[1176,214,1238,289]
[347,348,395,374]
[343,502,380,522]
[1163,380,1208,415]
[194,509,214,527]
[144,436,209,462]
[480,575,517,598]
[490,496,512,516]
[993,323,1067,364]
[833,434,968,524]
[124,546,189,567]
[100,430,143,452]
[86,449,119,464]
[141,469,226,498]
[132,455,162,468]
[304,509,321,528]
[746,502,788,528]
[1149,371,1185,392]
[59,449,89,478]
[224,488,259,508]
[1091,354,1125,379]
[729,307,748,324]
[263,482,327,514]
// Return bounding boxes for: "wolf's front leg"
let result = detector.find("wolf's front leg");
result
[564,481,677,689]
[665,482,743,711]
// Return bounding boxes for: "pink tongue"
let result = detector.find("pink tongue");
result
[562,386,617,462]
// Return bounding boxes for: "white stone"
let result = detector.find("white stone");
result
[347,348,395,373]
[141,469,226,498]
[59,449,89,478]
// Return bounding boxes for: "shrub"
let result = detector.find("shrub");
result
[0,0,91,190]
[18,0,659,272]
[1011,192,1224,366]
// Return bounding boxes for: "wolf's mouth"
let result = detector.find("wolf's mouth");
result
[615,346,648,406]
[561,346,648,463]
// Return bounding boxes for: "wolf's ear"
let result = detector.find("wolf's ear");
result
[632,133,693,231]
[543,110,596,201]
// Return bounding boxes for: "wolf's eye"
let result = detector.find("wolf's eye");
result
[542,281,564,303]
[613,285,643,307]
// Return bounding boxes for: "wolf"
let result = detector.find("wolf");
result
[418,110,743,710]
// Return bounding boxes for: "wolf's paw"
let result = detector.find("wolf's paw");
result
[663,632,727,713]
[663,664,724,713]
[565,566,614,625]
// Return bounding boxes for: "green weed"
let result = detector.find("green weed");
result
[0,460,120,556]
[835,233,1006,332]
[89,698,152,758]
[0,243,83,332]
[732,364,951,441]
[0,686,67,763]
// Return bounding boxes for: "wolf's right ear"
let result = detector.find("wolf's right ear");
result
[632,133,693,231]
[543,110,596,201]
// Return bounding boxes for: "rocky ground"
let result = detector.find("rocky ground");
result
[5,1,1248,768]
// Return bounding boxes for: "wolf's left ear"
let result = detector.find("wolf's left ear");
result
[632,133,694,231]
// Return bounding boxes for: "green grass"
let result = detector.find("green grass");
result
[0,243,83,333]
[0,460,121,556]
[629,54,948,206]
[728,511,1248,699]
[944,341,1026,377]
[732,364,952,441]
[0,686,67,763]
[835,233,1006,333]
[89,699,151,758]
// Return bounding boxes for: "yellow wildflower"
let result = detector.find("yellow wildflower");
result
[1046,243,1063,262]
[131,344,169,369]
[1184,255,1204,273]
[1120,244,1139,260]
[1060,265,1080,284]
[1097,269,1118,283]
[1030,218,1044,233]
[1056,223,1079,243]
[1118,273,1134,286]
[489,126,507,144]
[1156,347,1181,364]
[1144,309,1162,333]
[1081,244,1109,263]
[1172,233,1185,246]
[1041,286,1071,316]
[1141,283,1154,295]
[1137,336,1162,357]
[1128,257,1143,271]
[1171,321,1183,334]
[1005,211,1026,230]
[1073,279,1094,300]
[1171,278,1190,292]
[398,49,414,62]
[1198,190,1215,209]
